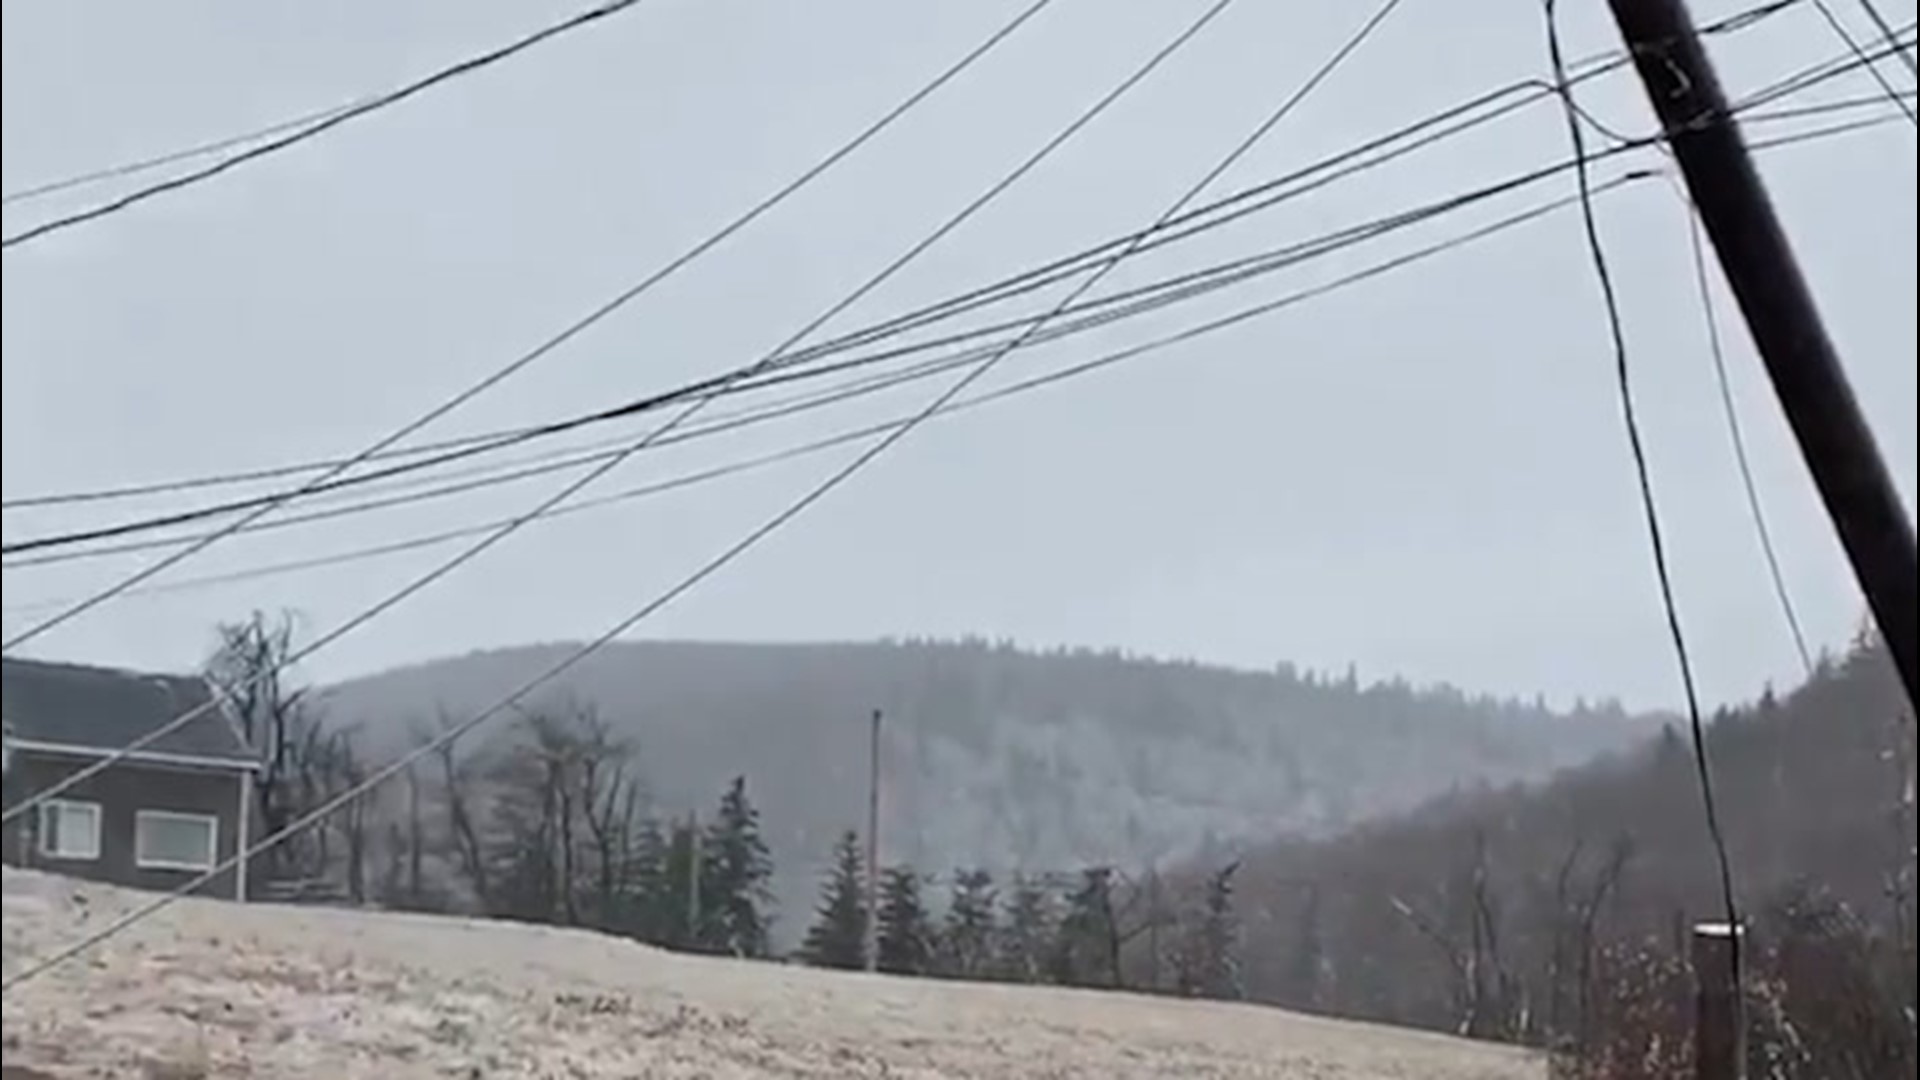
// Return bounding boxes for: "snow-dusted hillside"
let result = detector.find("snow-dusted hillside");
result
[319,639,1653,915]
[1,868,1541,1079]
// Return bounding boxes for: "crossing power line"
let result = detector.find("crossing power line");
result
[4,0,1418,991]
[0,0,1062,653]
[3,164,1693,612]
[0,6,1902,991]
[0,0,656,250]
[0,0,1240,829]
[0,0,1873,814]
[1,0,1841,554]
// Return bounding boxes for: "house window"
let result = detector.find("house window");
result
[36,799,102,861]
[134,810,218,872]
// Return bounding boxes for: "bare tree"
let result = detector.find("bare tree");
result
[432,712,492,908]
[205,610,321,880]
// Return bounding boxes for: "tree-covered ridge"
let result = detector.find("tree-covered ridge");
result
[320,636,1655,922]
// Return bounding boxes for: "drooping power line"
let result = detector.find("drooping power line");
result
[2,1,1834,542]
[1806,0,1917,126]
[0,0,1062,653]
[3,0,1417,991]
[1542,0,1743,1003]
[0,0,1231,826]
[3,30,1898,991]
[1678,188,1817,676]
[0,0,655,250]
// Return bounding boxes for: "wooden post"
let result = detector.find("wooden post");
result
[235,768,253,903]
[864,708,882,973]
[1693,922,1745,1080]
[1146,864,1162,992]
[686,810,702,951]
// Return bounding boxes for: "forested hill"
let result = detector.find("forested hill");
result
[1212,639,1913,1070]
[319,639,1654,903]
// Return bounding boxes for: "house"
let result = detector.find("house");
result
[0,656,257,901]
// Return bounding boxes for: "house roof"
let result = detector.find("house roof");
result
[0,657,255,767]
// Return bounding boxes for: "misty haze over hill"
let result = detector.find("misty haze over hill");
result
[319,638,1658,919]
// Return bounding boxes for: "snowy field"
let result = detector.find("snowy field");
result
[2,868,1541,1079]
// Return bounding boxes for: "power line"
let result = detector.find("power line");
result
[0,0,1413,991]
[23,144,1628,571]
[1741,86,1916,124]
[0,0,1809,518]
[0,101,362,208]
[3,55,1891,990]
[6,36,1886,572]
[0,0,1060,653]
[14,98,1884,838]
[0,0,1234,827]
[1676,183,1817,677]
[0,169,1671,994]
[1,1,655,250]
[0,0,1884,968]
[3,167,1660,612]
[1807,0,1918,125]
[1738,20,1918,112]
[0,2,1816,538]
[9,138,1666,573]
[0,0,1825,539]
[1849,0,1920,78]
[26,101,1907,612]
[1543,0,1742,998]
[3,73,1585,519]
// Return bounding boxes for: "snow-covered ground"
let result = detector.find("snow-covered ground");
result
[2,869,1540,1079]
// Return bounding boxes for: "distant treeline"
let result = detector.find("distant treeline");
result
[214,612,1912,1077]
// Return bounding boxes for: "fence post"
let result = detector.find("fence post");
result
[1693,922,1745,1080]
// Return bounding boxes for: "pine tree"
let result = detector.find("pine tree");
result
[998,874,1058,983]
[660,817,705,950]
[876,866,935,976]
[941,868,998,978]
[1054,868,1119,987]
[625,817,673,944]
[1283,881,1324,1009]
[1176,861,1243,1000]
[703,776,774,958]
[802,830,868,970]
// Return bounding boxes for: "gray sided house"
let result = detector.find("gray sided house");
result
[1,656,257,900]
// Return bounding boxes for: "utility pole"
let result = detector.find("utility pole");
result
[1146,863,1162,992]
[686,809,702,952]
[1602,0,1918,711]
[1692,922,1746,1080]
[865,708,883,973]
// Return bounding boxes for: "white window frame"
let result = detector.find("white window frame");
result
[133,809,219,872]
[36,798,102,862]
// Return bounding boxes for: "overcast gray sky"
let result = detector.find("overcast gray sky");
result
[2,0,1914,713]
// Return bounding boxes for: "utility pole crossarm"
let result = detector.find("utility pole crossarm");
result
[1603,0,1918,711]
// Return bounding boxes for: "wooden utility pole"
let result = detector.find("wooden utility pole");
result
[1692,922,1746,1080]
[686,810,702,951]
[1602,0,1918,710]
[1146,864,1162,992]
[864,708,882,973]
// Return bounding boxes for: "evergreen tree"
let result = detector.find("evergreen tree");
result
[659,817,705,950]
[876,866,935,976]
[998,874,1058,983]
[1282,881,1324,1009]
[625,817,673,944]
[941,868,998,978]
[1054,868,1120,987]
[1176,861,1243,1000]
[703,776,774,957]
[802,830,868,970]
